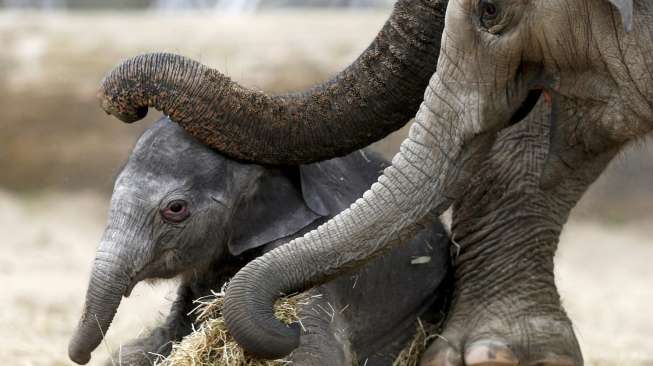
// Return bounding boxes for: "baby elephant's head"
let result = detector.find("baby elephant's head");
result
[69,118,330,364]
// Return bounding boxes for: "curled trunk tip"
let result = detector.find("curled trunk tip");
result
[222,71,469,359]
[96,0,446,165]
[224,260,301,359]
[68,344,91,365]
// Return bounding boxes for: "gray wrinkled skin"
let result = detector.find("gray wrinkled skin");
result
[416,0,651,363]
[419,99,617,366]
[69,118,452,366]
[221,0,652,364]
[87,0,652,363]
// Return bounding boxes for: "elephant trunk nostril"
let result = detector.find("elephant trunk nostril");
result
[419,340,463,366]
[97,83,150,124]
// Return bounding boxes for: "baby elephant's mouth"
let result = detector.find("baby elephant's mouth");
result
[509,88,544,126]
[124,252,180,297]
[124,276,140,298]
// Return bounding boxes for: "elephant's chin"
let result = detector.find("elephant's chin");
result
[124,277,139,298]
[124,256,185,298]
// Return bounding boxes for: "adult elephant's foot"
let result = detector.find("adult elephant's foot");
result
[418,240,582,366]
[416,176,586,365]
[419,303,582,366]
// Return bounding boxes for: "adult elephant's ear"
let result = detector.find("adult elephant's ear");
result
[606,0,633,31]
[228,168,323,256]
[299,149,389,217]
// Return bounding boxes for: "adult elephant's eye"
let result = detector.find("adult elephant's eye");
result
[161,200,190,223]
[479,0,500,30]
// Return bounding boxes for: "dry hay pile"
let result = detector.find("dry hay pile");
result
[391,320,440,366]
[158,288,440,366]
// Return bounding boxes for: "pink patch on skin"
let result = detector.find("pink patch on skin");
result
[543,90,553,107]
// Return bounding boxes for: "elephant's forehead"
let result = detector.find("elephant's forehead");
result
[113,168,184,202]
[126,150,210,179]
[132,132,208,171]
[127,121,227,179]
[114,154,220,203]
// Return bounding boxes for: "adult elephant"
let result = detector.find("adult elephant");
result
[94,0,652,364]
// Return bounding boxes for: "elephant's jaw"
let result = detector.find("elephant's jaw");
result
[537,91,624,190]
[123,275,139,298]
[505,63,552,126]
[124,249,186,298]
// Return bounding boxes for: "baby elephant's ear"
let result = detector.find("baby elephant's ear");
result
[605,0,633,32]
[300,149,389,217]
[228,168,323,256]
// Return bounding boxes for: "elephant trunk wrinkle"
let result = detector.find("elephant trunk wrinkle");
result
[222,72,480,358]
[68,250,131,365]
[97,0,447,165]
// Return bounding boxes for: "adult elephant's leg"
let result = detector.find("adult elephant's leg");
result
[420,102,618,366]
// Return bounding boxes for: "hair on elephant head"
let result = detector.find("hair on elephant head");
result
[68,117,395,365]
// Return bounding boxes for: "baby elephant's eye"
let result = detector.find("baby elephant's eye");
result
[479,0,500,29]
[161,200,190,223]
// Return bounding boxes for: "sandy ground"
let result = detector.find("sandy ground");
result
[0,190,651,366]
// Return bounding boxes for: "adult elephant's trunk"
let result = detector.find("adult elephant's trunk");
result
[68,249,130,364]
[97,0,446,165]
[223,72,485,358]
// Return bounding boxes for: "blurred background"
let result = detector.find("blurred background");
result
[0,1,652,365]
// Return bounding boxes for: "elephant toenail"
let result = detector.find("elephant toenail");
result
[464,340,518,366]
[420,344,463,366]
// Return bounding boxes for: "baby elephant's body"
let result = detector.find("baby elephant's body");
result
[69,118,452,366]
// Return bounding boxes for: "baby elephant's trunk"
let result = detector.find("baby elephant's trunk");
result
[68,249,130,364]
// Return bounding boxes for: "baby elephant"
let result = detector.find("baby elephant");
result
[69,118,452,366]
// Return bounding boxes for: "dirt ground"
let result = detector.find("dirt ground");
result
[1,190,651,366]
